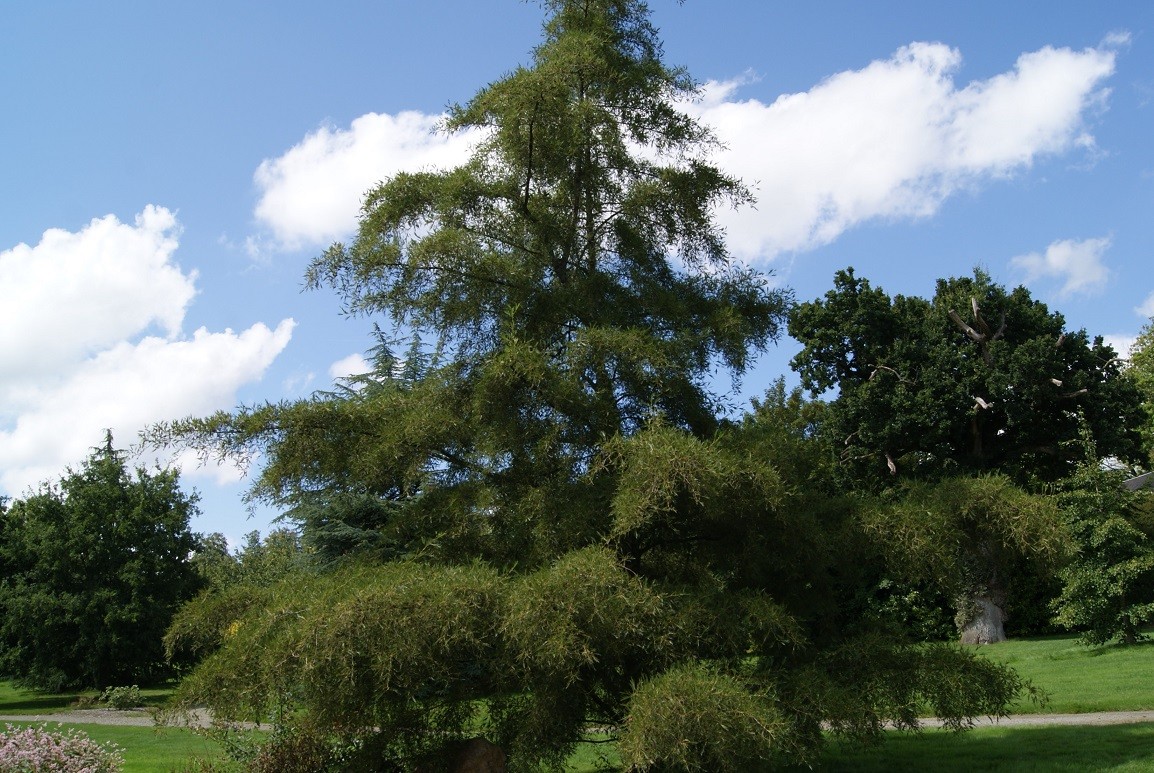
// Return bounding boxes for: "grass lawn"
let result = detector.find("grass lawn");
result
[564,724,1154,772]
[0,680,174,714]
[812,722,1154,772]
[974,634,1154,714]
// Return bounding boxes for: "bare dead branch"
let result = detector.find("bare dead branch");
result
[949,309,985,343]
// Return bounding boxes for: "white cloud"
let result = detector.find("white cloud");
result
[0,209,294,495]
[1010,236,1112,297]
[251,41,1117,265]
[1135,291,1154,318]
[253,111,483,251]
[0,206,195,378]
[690,42,1118,262]
[329,352,370,380]
[1102,334,1137,361]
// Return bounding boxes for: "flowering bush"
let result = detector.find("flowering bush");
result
[0,723,124,772]
[100,685,142,710]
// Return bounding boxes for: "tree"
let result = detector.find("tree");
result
[154,3,1034,768]
[1051,457,1154,645]
[0,433,202,691]
[863,475,1068,644]
[789,268,1143,643]
[789,268,1144,488]
[1129,318,1154,466]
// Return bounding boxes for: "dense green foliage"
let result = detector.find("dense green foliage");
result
[789,268,1145,642]
[789,268,1143,488]
[1130,319,1154,467]
[153,2,1040,769]
[1051,463,1154,645]
[0,435,202,691]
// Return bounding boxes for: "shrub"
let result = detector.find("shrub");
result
[100,685,142,710]
[0,723,124,772]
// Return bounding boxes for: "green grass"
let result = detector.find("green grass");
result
[811,722,1154,772]
[974,634,1154,714]
[0,721,224,773]
[0,680,174,714]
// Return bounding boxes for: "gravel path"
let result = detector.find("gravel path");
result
[3,709,1154,730]
[0,708,215,728]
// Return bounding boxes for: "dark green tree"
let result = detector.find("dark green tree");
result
[789,268,1143,643]
[789,268,1144,488]
[0,433,202,690]
[153,3,1034,768]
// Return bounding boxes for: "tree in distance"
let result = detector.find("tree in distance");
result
[153,2,1038,769]
[0,432,202,691]
[789,268,1145,645]
[1129,317,1154,467]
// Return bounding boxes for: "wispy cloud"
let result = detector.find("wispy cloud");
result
[1010,236,1112,298]
[1136,291,1154,319]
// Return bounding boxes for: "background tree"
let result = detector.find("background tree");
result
[789,268,1143,643]
[1051,454,1154,645]
[789,267,1143,488]
[154,2,1034,768]
[1129,318,1154,466]
[0,433,202,691]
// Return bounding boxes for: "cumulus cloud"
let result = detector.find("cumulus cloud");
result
[0,206,195,378]
[1010,236,1112,298]
[690,42,1118,261]
[253,111,483,251]
[251,41,1118,265]
[0,209,294,495]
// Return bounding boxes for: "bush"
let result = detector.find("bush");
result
[0,723,124,772]
[100,685,142,710]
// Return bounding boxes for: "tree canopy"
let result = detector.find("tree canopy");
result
[0,433,202,690]
[154,3,1038,769]
[1129,318,1154,466]
[789,267,1144,489]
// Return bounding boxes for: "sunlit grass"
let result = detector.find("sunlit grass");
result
[0,721,224,773]
[975,634,1154,714]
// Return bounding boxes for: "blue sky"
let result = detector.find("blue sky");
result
[3,1,1153,543]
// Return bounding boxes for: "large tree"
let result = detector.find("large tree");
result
[789,268,1144,643]
[0,433,202,691]
[789,267,1143,488]
[156,3,1033,769]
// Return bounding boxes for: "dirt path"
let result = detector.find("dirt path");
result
[922,711,1154,728]
[0,708,215,728]
[3,709,1154,730]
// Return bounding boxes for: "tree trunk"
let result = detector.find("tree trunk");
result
[958,596,1006,645]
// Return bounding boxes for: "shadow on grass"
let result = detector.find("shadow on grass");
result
[813,722,1154,772]
[0,680,174,714]
[0,691,82,713]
